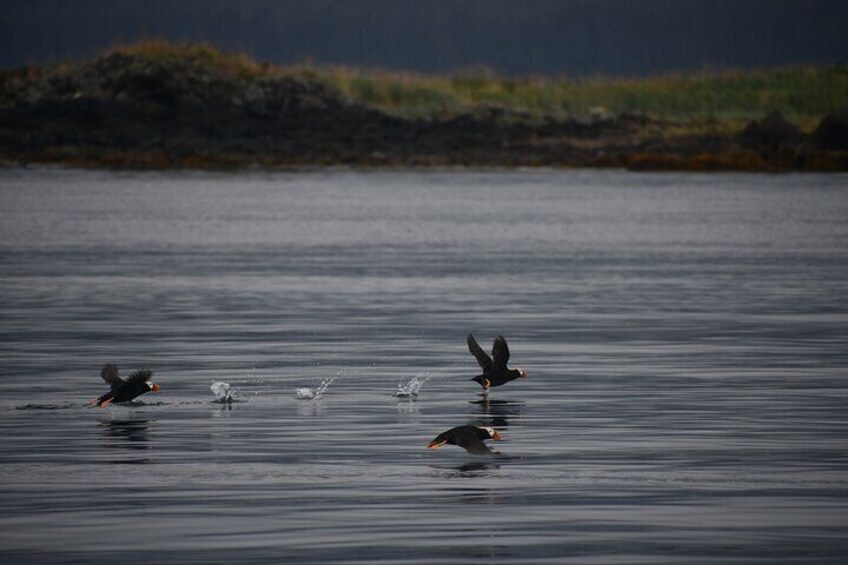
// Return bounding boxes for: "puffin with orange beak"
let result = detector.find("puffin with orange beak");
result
[467,334,528,392]
[91,363,161,407]
[427,425,502,455]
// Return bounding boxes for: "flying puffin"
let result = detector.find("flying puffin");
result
[427,425,502,455]
[91,363,160,407]
[467,334,528,391]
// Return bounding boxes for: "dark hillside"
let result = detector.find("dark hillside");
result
[1,43,845,171]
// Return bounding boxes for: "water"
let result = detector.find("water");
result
[1,168,847,564]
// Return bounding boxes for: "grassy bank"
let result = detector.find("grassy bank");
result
[315,63,846,130]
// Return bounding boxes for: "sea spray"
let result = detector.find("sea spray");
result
[210,381,237,404]
[395,375,431,398]
[295,376,336,400]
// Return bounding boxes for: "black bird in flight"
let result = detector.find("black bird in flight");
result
[427,425,503,455]
[467,334,528,392]
[91,363,160,407]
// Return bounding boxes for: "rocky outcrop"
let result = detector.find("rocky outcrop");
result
[813,114,848,150]
[738,111,801,150]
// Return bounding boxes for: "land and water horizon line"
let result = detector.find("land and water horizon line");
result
[2,40,847,172]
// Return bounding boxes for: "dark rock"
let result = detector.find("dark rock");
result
[813,114,848,150]
[738,111,801,150]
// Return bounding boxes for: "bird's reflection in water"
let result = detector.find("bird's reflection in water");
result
[431,460,501,478]
[296,399,327,417]
[429,467,512,506]
[99,418,151,451]
[469,397,526,428]
[212,401,234,413]
[453,460,501,475]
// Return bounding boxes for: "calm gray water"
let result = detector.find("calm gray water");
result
[1,168,847,564]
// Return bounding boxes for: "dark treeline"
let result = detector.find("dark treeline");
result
[2,0,847,76]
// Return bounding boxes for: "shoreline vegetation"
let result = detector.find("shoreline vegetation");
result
[1,41,847,171]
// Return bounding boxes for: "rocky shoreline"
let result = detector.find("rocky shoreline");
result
[2,48,847,172]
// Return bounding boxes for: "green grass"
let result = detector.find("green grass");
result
[314,65,847,130]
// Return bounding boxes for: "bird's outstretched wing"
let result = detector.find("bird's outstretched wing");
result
[462,437,495,455]
[126,369,153,385]
[467,334,493,372]
[492,336,510,370]
[100,364,124,390]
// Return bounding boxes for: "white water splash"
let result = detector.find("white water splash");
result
[210,381,237,403]
[295,376,336,400]
[395,375,431,398]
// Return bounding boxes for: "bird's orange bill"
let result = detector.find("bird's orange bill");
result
[427,439,448,450]
[491,431,503,441]
[152,383,161,392]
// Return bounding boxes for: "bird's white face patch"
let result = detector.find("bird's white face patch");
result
[480,426,496,438]
[146,381,155,390]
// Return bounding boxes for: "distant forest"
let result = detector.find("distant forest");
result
[2,0,847,76]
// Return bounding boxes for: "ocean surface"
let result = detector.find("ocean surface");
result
[1,168,846,564]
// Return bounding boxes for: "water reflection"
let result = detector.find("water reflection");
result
[431,461,501,479]
[296,398,327,417]
[212,401,235,413]
[469,398,526,428]
[99,418,150,450]
[452,461,501,475]
[395,397,421,424]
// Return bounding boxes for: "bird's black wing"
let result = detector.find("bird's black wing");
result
[100,363,124,390]
[467,334,493,372]
[456,428,495,455]
[463,439,494,455]
[492,336,510,370]
[126,369,153,385]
